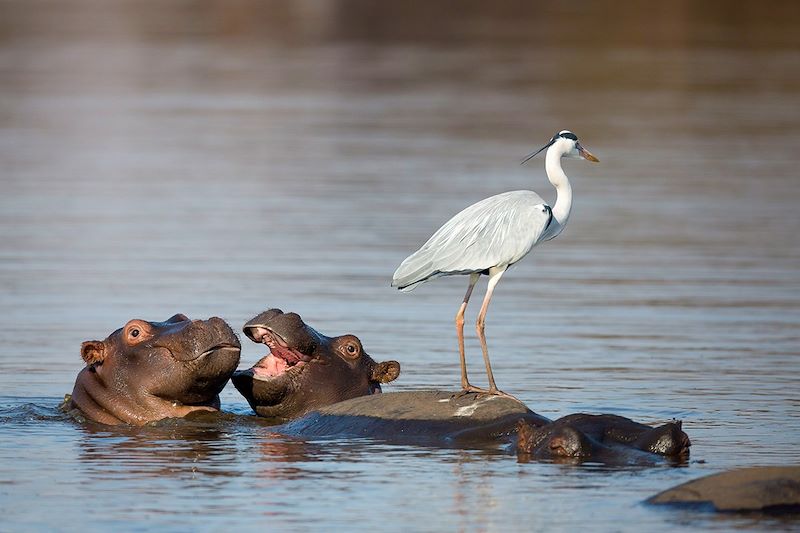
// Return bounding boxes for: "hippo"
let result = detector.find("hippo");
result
[647,466,800,512]
[516,413,690,464]
[231,309,401,421]
[66,314,241,425]
[276,392,690,462]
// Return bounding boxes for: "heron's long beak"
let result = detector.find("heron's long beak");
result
[577,143,599,163]
[520,139,555,165]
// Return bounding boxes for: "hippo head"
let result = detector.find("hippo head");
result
[516,420,593,458]
[70,314,241,425]
[231,309,400,420]
[516,415,692,464]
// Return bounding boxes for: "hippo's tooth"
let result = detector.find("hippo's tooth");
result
[249,327,269,343]
[260,330,291,350]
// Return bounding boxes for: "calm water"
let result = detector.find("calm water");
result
[1,1,799,531]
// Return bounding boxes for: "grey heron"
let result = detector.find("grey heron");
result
[391,130,598,396]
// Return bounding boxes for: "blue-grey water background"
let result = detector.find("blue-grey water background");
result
[1,1,799,531]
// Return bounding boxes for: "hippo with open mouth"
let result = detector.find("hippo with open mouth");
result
[66,314,241,425]
[232,309,401,420]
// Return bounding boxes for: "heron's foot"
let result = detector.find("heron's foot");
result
[485,387,521,402]
[455,384,492,397]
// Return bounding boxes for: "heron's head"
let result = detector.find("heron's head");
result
[521,130,599,165]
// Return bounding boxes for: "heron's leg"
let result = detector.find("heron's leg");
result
[456,273,482,392]
[476,266,507,394]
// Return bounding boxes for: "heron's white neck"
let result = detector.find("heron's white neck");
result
[544,146,572,239]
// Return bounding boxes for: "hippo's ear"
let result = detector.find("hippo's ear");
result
[371,360,400,383]
[516,419,536,453]
[80,341,106,365]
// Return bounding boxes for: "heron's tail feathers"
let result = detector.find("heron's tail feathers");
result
[391,249,439,291]
[393,278,429,292]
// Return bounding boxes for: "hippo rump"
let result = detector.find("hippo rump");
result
[516,413,690,464]
[232,309,400,421]
[65,314,241,425]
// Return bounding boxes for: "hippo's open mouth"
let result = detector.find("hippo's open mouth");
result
[245,328,312,381]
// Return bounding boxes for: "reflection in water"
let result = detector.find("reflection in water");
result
[76,416,236,479]
[1,0,799,531]
[74,415,329,483]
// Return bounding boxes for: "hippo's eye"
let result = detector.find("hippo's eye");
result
[126,326,146,342]
[122,320,149,344]
[341,341,360,359]
[337,336,362,359]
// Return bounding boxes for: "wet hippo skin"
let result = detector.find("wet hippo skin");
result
[232,309,401,421]
[647,466,800,511]
[278,390,550,446]
[516,413,691,464]
[66,314,241,425]
[265,386,691,461]
[278,392,689,459]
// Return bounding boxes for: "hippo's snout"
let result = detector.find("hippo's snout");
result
[165,317,241,362]
[207,317,241,346]
[243,309,285,342]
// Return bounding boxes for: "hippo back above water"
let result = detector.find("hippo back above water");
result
[279,390,550,446]
[275,391,690,463]
[232,309,400,421]
[67,314,241,425]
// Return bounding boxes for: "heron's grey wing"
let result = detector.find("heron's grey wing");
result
[392,190,551,291]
